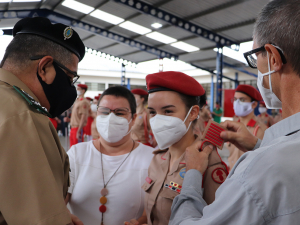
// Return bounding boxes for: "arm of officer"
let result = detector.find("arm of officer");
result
[169,140,264,225]
[0,112,71,225]
[220,120,261,152]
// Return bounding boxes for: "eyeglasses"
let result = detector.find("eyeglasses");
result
[97,106,131,117]
[243,44,287,69]
[231,97,252,103]
[30,55,80,85]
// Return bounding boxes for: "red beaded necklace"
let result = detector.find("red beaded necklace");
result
[99,139,135,225]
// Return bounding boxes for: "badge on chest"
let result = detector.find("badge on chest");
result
[164,181,182,194]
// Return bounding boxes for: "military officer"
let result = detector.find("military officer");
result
[91,95,100,140]
[227,84,267,170]
[0,17,85,224]
[83,96,94,141]
[125,71,228,225]
[69,84,90,147]
[258,101,273,127]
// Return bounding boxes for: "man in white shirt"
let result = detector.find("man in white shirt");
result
[169,0,300,224]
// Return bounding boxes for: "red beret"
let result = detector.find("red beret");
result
[94,96,100,100]
[78,84,88,90]
[260,101,266,107]
[131,88,148,96]
[146,71,205,96]
[86,97,92,101]
[235,84,262,101]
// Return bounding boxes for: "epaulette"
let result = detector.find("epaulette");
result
[13,85,52,117]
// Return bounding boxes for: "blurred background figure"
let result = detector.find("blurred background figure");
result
[212,102,223,124]
[131,88,156,147]
[83,96,94,141]
[91,95,101,140]
[227,85,267,171]
[193,101,212,136]
[258,101,273,127]
[68,84,90,147]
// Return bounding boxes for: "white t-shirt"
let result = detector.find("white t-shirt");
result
[67,141,154,225]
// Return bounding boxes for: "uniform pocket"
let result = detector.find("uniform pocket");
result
[160,186,179,200]
[142,179,155,192]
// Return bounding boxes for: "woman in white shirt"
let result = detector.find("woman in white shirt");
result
[65,86,154,225]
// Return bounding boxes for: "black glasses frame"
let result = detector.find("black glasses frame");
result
[30,55,80,85]
[243,45,287,69]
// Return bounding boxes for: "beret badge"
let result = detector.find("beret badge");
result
[64,27,73,40]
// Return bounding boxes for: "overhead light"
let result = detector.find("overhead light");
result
[146,31,177,44]
[151,23,162,29]
[12,0,41,2]
[90,9,124,25]
[119,21,151,35]
[0,0,10,2]
[213,41,253,64]
[171,41,199,52]
[62,0,94,14]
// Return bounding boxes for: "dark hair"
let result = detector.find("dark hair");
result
[178,92,207,124]
[0,34,73,68]
[140,94,148,105]
[98,86,136,115]
[254,0,300,75]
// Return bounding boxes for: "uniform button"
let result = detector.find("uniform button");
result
[99,205,107,213]
[100,196,107,204]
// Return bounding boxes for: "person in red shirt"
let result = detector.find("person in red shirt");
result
[83,97,94,141]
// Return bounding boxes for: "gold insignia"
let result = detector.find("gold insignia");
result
[64,27,73,40]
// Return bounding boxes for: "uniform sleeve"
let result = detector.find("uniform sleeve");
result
[0,111,71,225]
[78,101,89,115]
[67,148,76,194]
[169,170,265,225]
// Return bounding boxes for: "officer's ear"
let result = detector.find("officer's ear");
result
[37,56,56,84]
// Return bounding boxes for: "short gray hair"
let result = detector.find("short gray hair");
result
[254,0,300,75]
[0,34,73,68]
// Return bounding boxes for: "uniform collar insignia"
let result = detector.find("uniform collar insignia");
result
[13,85,52,117]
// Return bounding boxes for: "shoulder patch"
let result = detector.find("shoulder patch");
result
[211,168,227,184]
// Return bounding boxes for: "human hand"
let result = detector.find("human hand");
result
[124,219,139,225]
[76,130,82,141]
[70,213,84,225]
[220,120,258,152]
[185,139,214,174]
[64,117,70,123]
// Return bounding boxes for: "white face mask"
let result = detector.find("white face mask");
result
[77,90,82,96]
[258,107,267,114]
[234,99,254,117]
[96,113,132,143]
[257,52,282,109]
[150,107,194,150]
[91,104,97,112]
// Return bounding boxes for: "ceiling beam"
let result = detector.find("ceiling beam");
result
[0,9,178,60]
[78,0,110,21]
[213,18,256,33]
[114,0,240,50]
[184,0,252,21]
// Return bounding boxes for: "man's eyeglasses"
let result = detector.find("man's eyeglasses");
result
[30,55,80,85]
[243,44,287,69]
[97,106,131,117]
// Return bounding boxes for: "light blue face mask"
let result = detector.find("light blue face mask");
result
[234,99,254,117]
[257,51,282,109]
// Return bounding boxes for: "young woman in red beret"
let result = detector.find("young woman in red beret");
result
[131,89,156,147]
[125,71,228,225]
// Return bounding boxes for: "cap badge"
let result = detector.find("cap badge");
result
[64,27,73,40]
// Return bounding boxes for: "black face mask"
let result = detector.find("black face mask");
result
[37,63,77,118]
